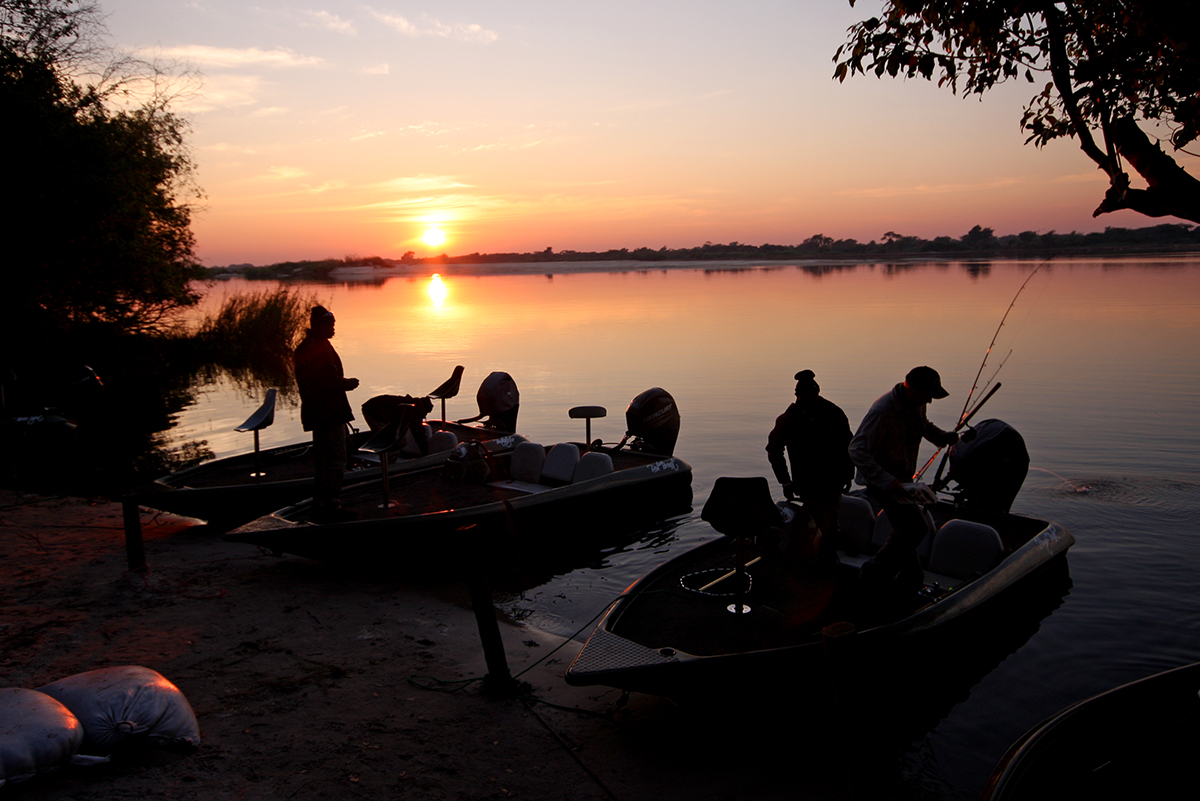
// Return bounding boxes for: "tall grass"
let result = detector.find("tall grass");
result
[194,287,318,393]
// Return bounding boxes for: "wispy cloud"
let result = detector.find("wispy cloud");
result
[145,45,324,69]
[375,175,472,192]
[840,178,1021,199]
[366,9,498,43]
[264,166,309,181]
[174,74,267,112]
[363,63,389,75]
[300,10,356,35]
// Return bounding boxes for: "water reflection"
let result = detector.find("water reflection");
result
[78,255,1200,799]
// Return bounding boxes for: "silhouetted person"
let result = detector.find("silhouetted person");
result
[766,370,854,562]
[294,305,359,518]
[850,366,958,599]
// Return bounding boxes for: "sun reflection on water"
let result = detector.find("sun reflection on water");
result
[428,273,447,307]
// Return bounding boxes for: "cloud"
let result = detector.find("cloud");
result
[253,106,290,118]
[366,9,498,43]
[174,74,267,112]
[363,63,389,75]
[265,166,309,181]
[145,45,324,69]
[300,10,356,35]
[840,178,1021,199]
[375,175,472,192]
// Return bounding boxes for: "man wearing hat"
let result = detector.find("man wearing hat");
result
[850,366,959,595]
[294,305,360,518]
[766,370,854,562]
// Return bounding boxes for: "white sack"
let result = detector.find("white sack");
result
[36,666,200,755]
[0,687,84,787]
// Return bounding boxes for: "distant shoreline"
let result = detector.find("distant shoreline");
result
[206,243,1200,282]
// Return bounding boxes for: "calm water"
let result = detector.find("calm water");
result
[173,256,1200,798]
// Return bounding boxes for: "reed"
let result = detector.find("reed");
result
[193,287,317,391]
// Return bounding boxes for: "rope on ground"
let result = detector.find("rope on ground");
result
[520,697,620,801]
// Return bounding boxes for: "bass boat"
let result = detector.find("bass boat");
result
[565,419,1075,701]
[225,388,692,563]
[981,660,1200,801]
[135,368,517,529]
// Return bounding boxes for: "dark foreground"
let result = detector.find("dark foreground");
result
[2,490,952,800]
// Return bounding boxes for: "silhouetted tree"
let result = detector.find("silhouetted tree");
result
[834,1,1200,224]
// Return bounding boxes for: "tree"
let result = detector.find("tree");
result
[834,1,1200,224]
[1,0,200,341]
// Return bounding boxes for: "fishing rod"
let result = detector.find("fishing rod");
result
[914,381,1002,481]
[914,262,1044,482]
[956,263,1044,425]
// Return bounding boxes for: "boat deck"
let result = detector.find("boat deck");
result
[607,540,863,656]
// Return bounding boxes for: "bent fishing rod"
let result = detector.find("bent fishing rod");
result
[914,262,1045,483]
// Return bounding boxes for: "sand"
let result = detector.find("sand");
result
[1,490,856,800]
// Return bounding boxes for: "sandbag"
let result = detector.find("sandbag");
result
[0,687,84,787]
[36,666,200,756]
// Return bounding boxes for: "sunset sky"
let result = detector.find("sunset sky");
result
[103,0,1195,266]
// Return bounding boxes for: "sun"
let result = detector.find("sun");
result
[422,227,446,248]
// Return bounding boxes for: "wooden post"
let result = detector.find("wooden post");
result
[122,496,146,573]
[463,525,518,696]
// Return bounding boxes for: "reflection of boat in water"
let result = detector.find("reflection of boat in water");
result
[566,419,1075,701]
[981,660,1200,801]
[226,389,692,564]
[136,368,516,529]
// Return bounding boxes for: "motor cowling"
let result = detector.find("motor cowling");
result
[624,387,680,456]
[475,371,519,432]
[947,418,1029,513]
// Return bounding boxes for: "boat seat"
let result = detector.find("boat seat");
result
[572,451,613,483]
[927,520,1004,580]
[837,494,876,555]
[399,423,434,456]
[541,443,580,486]
[874,507,937,563]
[509,441,545,484]
[428,430,458,453]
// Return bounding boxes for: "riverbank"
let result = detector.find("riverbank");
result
[1,491,856,800]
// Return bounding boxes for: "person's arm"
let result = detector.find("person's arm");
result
[765,413,793,489]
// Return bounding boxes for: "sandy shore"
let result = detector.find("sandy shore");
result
[1,490,860,800]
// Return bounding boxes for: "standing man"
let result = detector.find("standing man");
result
[294,305,359,519]
[766,370,855,562]
[849,365,958,595]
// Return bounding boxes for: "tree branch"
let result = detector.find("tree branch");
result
[1093,117,1200,223]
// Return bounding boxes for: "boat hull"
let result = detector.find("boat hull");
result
[226,448,693,564]
[138,423,515,528]
[565,502,1074,700]
[981,660,1200,800]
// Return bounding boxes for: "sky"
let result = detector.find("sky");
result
[99,0,1197,266]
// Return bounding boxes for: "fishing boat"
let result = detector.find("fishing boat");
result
[565,419,1075,700]
[980,660,1200,800]
[225,388,692,563]
[135,368,518,529]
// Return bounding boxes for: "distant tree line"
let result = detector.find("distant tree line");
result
[218,223,1200,278]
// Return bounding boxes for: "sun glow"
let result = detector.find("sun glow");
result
[428,273,447,307]
[422,227,447,248]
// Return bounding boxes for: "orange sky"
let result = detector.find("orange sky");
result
[104,1,1197,265]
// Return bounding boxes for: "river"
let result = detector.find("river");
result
[169,254,1200,798]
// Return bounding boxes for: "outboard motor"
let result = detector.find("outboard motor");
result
[624,387,680,456]
[474,371,519,432]
[946,418,1029,513]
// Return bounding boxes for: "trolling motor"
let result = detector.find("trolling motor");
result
[938,418,1030,513]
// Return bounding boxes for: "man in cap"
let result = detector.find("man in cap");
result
[294,305,360,519]
[849,366,959,596]
[766,370,854,562]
